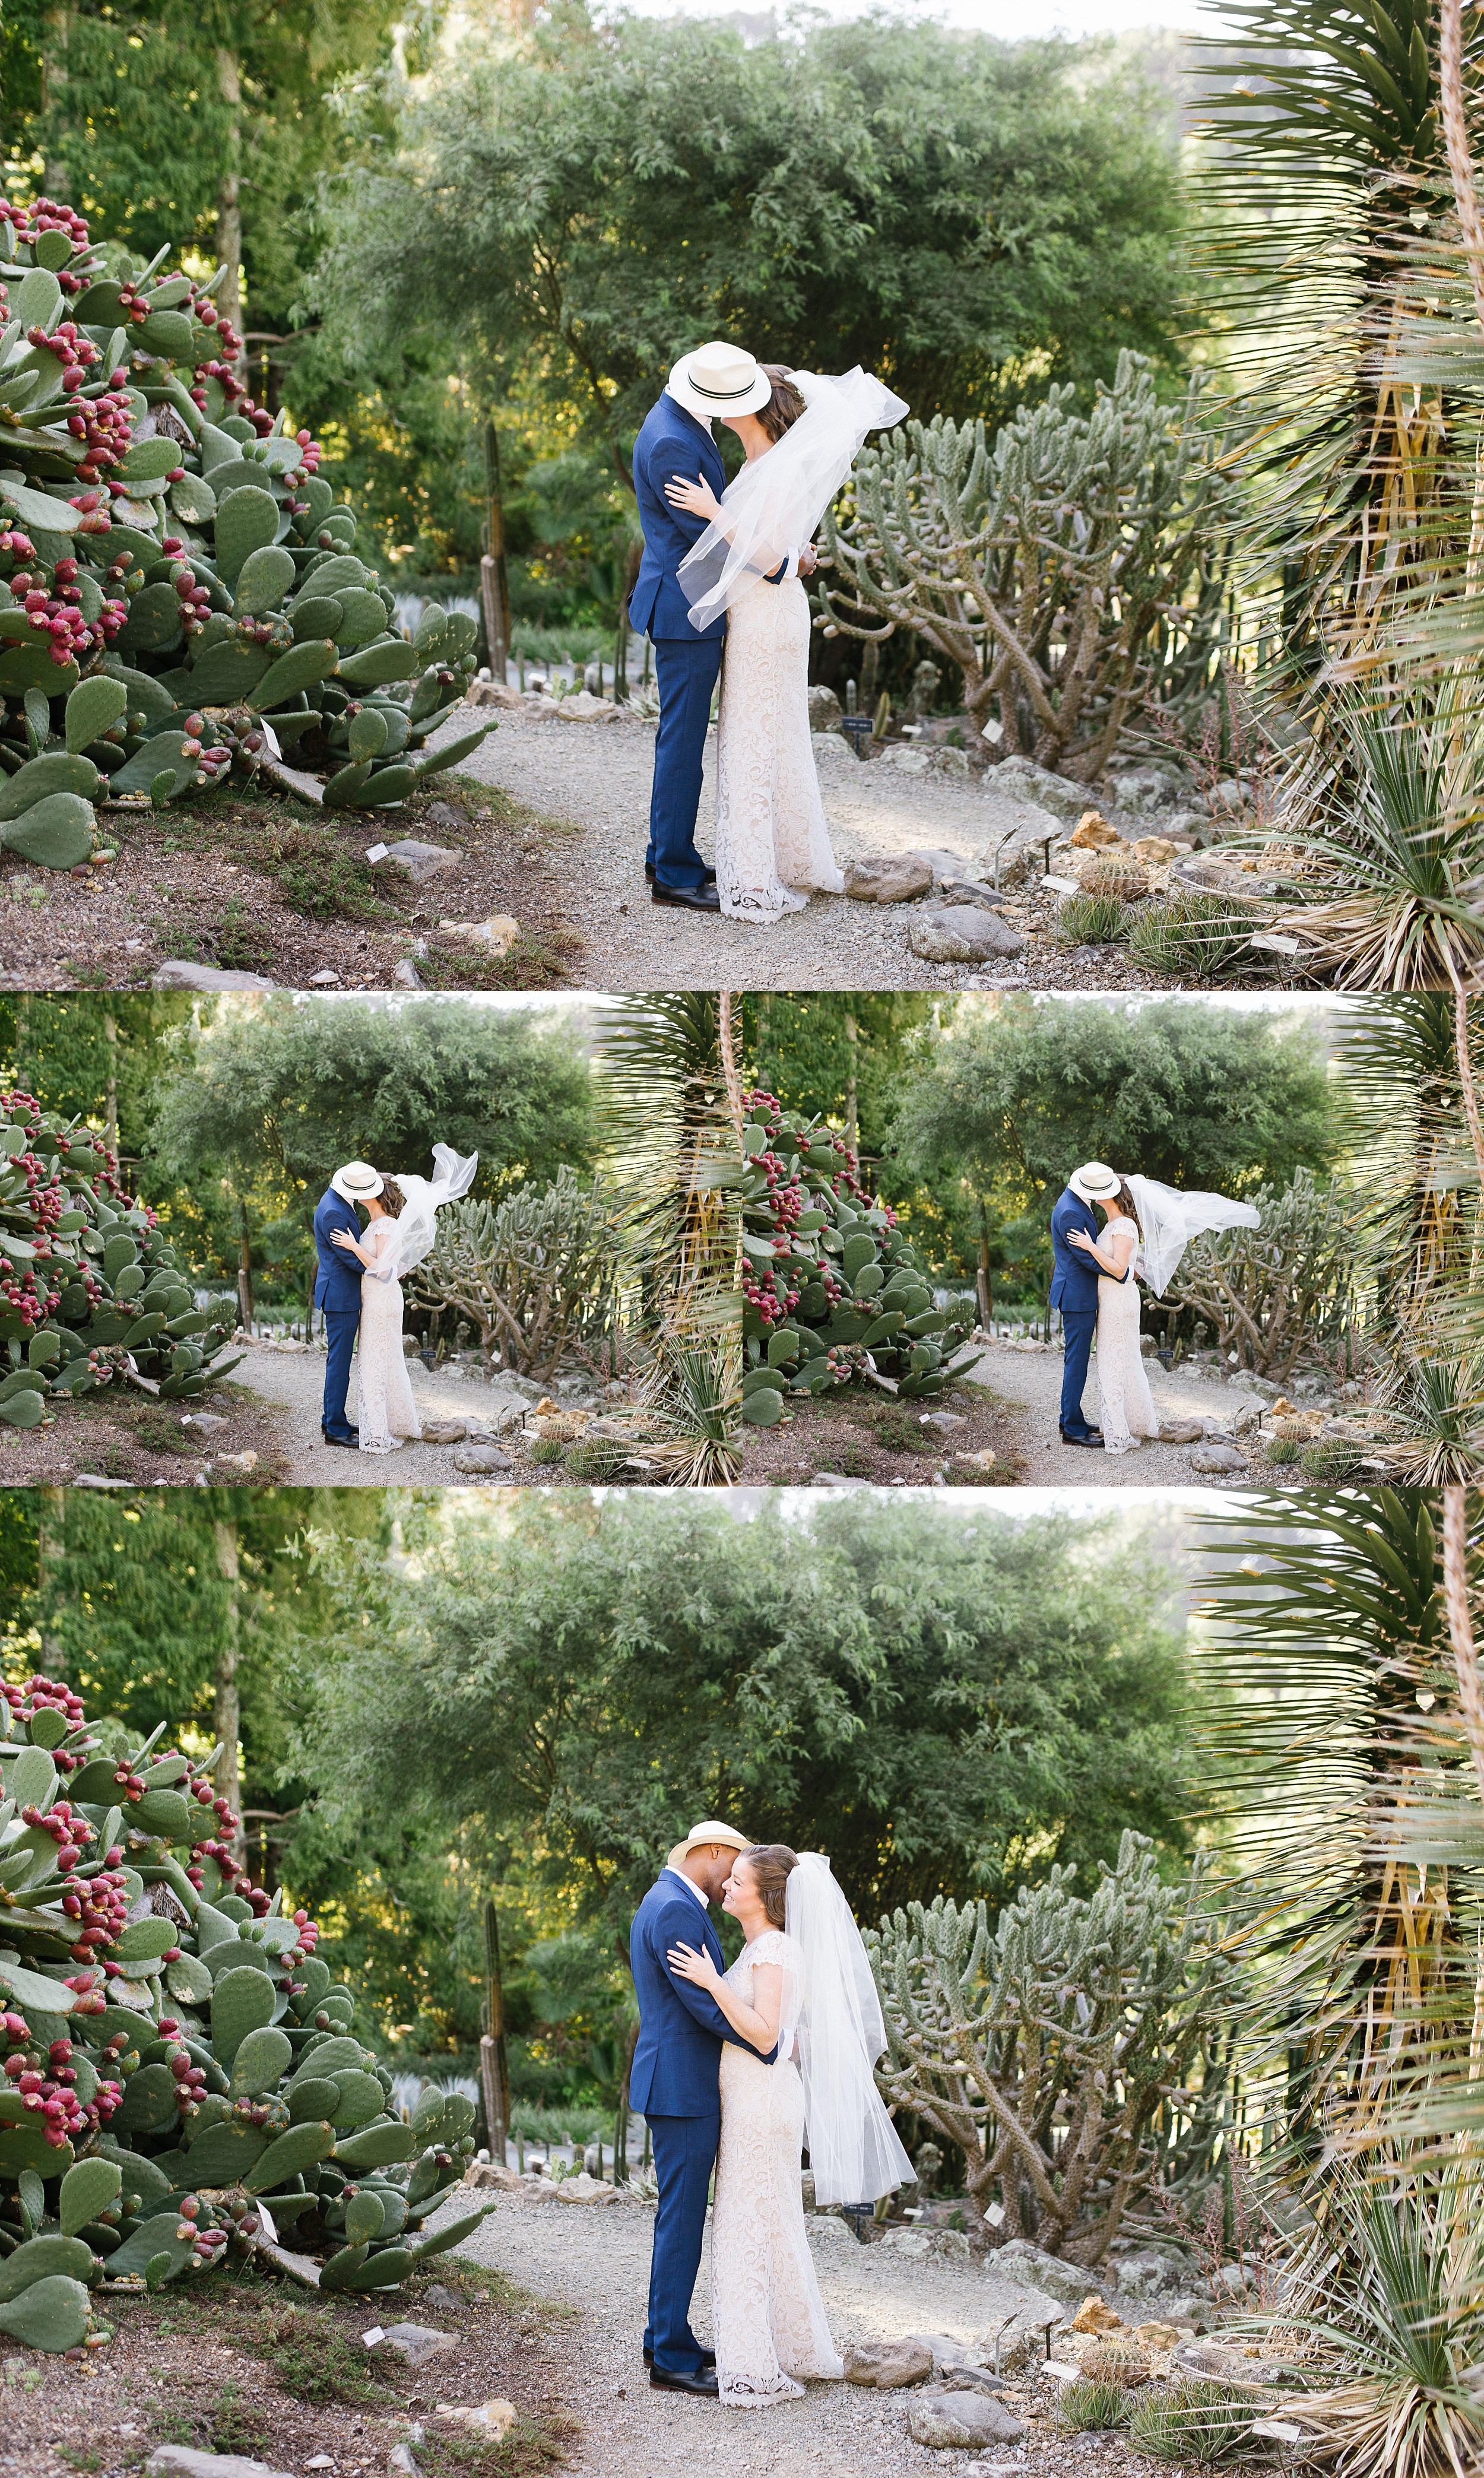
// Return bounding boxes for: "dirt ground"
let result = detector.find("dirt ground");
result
[0,769,579,995]
[2,2248,575,2478]
[0,1375,288,1488]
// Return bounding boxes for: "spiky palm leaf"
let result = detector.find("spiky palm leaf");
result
[1339,994,1483,1324]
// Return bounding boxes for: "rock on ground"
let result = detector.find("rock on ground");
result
[908,2391,1027,2448]
[146,2451,296,2478]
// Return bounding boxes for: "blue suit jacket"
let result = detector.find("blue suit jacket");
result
[629,1872,774,2118]
[1050,1187,1111,1315]
[312,1186,365,1315]
[629,394,728,644]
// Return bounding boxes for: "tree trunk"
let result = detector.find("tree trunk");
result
[480,424,512,682]
[482,1900,511,2146]
[844,1010,859,1158]
[103,1007,118,1162]
[215,49,243,362]
[211,1515,243,1857]
[978,1199,992,1330]
[236,1200,254,1330]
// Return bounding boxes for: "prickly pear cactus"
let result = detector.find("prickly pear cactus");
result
[1,198,494,867]
[0,1087,242,1429]
[0,1674,492,2349]
[737,1089,981,1426]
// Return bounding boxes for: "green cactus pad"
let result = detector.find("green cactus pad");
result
[214,487,282,585]
[210,1965,278,2068]
[186,640,272,703]
[354,765,418,807]
[287,597,343,644]
[120,437,182,486]
[410,2204,496,2262]
[108,730,197,799]
[233,545,297,616]
[321,759,375,809]
[0,751,101,820]
[243,2121,336,2193]
[332,588,393,648]
[333,2121,417,2171]
[170,473,217,525]
[0,2273,91,2352]
[286,2076,341,2126]
[317,2242,372,2291]
[343,2191,385,2246]
[339,2244,415,2290]
[327,2070,386,2130]
[183,2120,268,2184]
[249,640,338,710]
[230,2027,293,2096]
[740,1391,785,1427]
[347,708,388,763]
[137,308,195,359]
[337,640,416,688]
[161,1954,213,2010]
[113,1916,179,1964]
[59,2159,122,2239]
[107,2211,196,2281]
[0,2234,97,2300]
[115,2063,182,2135]
[3,791,95,870]
[414,724,493,778]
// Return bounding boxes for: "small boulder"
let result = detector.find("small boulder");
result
[462,2159,521,2192]
[808,685,844,734]
[1073,2295,1128,2334]
[453,1443,515,1475]
[909,904,1026,964]
[551,2172,621,2206]
[844,2338,935,2389]
[1070,810,1122,849]
[465,679,522,710]
[376,2323,459,2369]
[147,2455,295,2478]
[878,742,933,774]
[1158,1420,1206,1445]
[1133,835,1180,865]
[909,2392,1026,2450]
[437,915,521,955]
[1190,1440,1249,1475]
[379,839,461,886]
[432,2404,516,2439]
[420,1419,468,1445]
[151,962,275,993]
[844,853,934,904]
[988,756,1088,820]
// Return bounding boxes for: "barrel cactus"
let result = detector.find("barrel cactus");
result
[0,1087,242,1427]
[0,1671,492,2350]
[737,1089,981,1427]
[1,198,493,865]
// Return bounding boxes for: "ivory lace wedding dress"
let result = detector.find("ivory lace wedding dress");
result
[357,1219,420,1455]
[714,577,845,925]
[712,1928,845,2407]
[1095,1216,1159,1455]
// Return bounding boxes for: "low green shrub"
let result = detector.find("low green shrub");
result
[1126,893,1255,983]
[1060,2379,1133,2432]
[527,1439,565,1466]
[1263,1436,1302,1465]
[1301,1437,1366,1480]
[1126,2380,1255,2463]
[1057,892,1130,946]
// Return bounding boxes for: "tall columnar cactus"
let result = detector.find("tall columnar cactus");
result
[0,1672,492,2350]
[0,1088,242,1428]
[1,199,494,867]
[815,351,1222,781]
[867,1833,1228,2262]
[737,1089,980,1427]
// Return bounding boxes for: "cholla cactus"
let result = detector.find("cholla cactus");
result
[737,1090,979,1425]
[0,1089,242,1427]
[866,1832,1226,2261]
[0,1672,491,2351]
[1,200,493,867]
[405,1170,625,1379]
[815,351,1222,781]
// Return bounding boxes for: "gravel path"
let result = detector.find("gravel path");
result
[449,2186,1101,2478]
[445,712,1169,996]
[968,1341,1264,1487]
[227,1339,538,1486]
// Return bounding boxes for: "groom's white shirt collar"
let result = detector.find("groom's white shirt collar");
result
[665,1865,710,1912]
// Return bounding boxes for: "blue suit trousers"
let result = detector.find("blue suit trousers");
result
[322,1305,360,1439]
[1059,1305,1098,1436]
[648,636,724,889]
[644,2112,719,2372]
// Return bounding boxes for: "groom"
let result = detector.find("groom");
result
[312,1159,382,1449]
[1049,1160,1124,1447]
[629,340,797,914]
[629,1820,776,2397]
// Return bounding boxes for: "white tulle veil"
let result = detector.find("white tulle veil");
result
[678,367,908,633]
[784,1852,914,2208]
[1125,1174,1261,1298]
[369,1142,478,1282]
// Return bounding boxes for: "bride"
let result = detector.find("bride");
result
[664,364,907,925]
[668,1844,912,2407]
[330,1142,477,1454]
[1068,1173,1261,1455]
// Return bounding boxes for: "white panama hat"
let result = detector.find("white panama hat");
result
[331,1160,384,1203]
[1068,1161,1123,1203]
[667,340,773,424]
[665,1820,752,1869]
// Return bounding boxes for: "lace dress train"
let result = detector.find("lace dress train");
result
[1096,1218,1159,1455]
[357,1222,420,1455]
[714,578,845,926]
[712,1929,845,2407]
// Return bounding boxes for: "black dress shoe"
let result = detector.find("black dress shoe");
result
[324,1432,360,1449]
[322,1424,359,1441]
[649,2366,719,2396]
[1059,1428,1104,1448]
[644,2347,715,2368]
[646,861,716,885]
[652,880,721,911]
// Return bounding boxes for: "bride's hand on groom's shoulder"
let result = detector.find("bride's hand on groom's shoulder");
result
[667,1940,719,1991]
[664,472,722,523]
[1067,1230,1093,1251]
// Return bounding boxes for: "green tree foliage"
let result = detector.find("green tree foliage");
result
[300,1494,1191,1978]
[318,11,1185,482]
[144,997,595,1302]
[892,997,1342,1229]
[0,994,190,1164]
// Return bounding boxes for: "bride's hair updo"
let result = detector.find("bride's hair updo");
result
[378,1177,405,1216]
[1114,1178,1140,1228]
[757,366,807,445]
[740,1842,798,1927]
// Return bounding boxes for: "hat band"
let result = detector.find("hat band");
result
[688,370,762,401]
